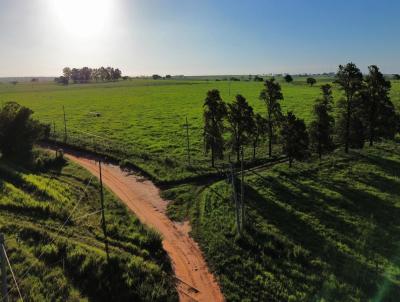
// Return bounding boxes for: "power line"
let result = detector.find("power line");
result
[2,245,23,302]
[72,209,103,222]
[7,176,93,296]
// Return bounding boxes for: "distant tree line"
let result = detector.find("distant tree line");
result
[55,67,122,85]
[203,63,399,167]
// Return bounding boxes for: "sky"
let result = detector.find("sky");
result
[0,0,399,77]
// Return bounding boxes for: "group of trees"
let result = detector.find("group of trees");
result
[55,67,122,85]
[0,102,49,159]
[203,63,398,167]
[152,74,172,80]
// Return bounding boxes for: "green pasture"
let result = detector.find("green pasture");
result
[0,151,177,301]
[0,78,399,182]
[164,141,400,301]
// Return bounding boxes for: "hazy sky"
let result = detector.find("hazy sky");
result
[0,0,399,76]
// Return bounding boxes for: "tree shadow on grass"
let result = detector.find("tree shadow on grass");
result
[245,174,400,299]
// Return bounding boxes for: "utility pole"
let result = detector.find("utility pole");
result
[62,106,67,143]
[0,234,8,302]
[240,148,245,230]
[185,117,191,166]
[98,161,110,262]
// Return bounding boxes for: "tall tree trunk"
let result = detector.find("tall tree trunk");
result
[252,141,257,161]
[289,157,293,168]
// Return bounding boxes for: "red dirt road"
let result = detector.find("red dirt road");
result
[64,152,224,302]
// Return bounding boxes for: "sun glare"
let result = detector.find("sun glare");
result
[48,0,113,38]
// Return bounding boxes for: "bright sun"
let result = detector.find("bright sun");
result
[48,0,113,38]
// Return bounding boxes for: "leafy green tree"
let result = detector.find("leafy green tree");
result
[203,90,227,167]
[62,67,71,83]
[363,65,397,146]
[309,84,335,159]
[280,111,309,167]
[226,95,255,162]
[307,77,317,86]
[55,76,69,85]
[250,113,268,160]
[259,78,283,157]
[393,74,400,80]
[335,63,364,153]
[284,74,293,83]
[0,102,49,159]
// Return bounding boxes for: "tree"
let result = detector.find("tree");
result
[152,74,162,80]
[54,76,69,85]
[334,63,364,153]
[284,74,293,83]
[393,74,400,80]
[63,67,72,83]
[363,65,397,146]
[250,113,268,160]
[165,75,172,79]
[309,84,335,159]
[0,102,49,159]
[280,111,309,167]
[203,90,227,167]
[80,67,92,83]
[226,94,254,162]
[307,77,317,86]
[71,68,80,83]
[112,68,122,80]
[259,78,283,157]
[254,75,263,82]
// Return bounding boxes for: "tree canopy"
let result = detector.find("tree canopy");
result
[260,78,283,157]
[280,111,309,167]
[226,94,254,162]
[0,102,49,159]
[335,62,364,153]
[284,74,293,83]
[309,84,335,159]
[203,89,227,167]
[307,77,317,86]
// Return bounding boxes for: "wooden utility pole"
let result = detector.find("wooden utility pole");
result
[98,161,110,262]
[62,106,67,143]
[0,234,8,302]
[185,117,191,166]
[240,148,245,229]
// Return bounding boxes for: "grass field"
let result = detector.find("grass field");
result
[164,141,400,301]
[1,77,399,182]
[0,151,177,301]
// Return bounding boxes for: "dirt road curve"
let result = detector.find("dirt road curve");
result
[64,152,224,302]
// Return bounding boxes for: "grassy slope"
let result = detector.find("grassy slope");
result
[164,141,400,301]
[1,78,399,182]
[0,152,178,302]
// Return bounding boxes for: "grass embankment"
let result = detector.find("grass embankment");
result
[0,151,178,301]
[164,141,400,301]
[1,78,399,182]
